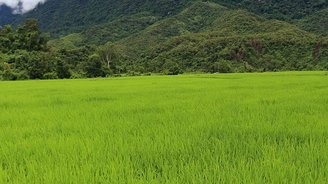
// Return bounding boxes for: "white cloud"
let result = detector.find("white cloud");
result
[0,0,46,14]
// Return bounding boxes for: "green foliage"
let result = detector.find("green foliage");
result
[0,19,49,53]
[19,0,193,36]
[213,0,328,21]
[48,33,84,50]
[0,62,16,80]
[115,2,328,73]
[3,0,326,36]
[210,59,233,73]
[0,20,106,80]
[97,42,121,73]
[84,54,105,78]
[1,2,328,81]
[2,0,326,37]
[26,52,52,79]
[43,72,58,79]
[56,59,71,79]
[80,14,159,45]
[297,8,328,35]
[163,60,182,75]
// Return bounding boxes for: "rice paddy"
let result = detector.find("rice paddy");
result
[0,72,327,183]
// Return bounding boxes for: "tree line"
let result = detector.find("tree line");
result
[1,19,327,81]
[0,20,124,80]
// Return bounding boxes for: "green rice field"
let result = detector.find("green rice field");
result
[0,72,327,183]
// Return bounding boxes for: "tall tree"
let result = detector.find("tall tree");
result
[16,19,49,51]
[98,42,119,70]
[84,54,105,78]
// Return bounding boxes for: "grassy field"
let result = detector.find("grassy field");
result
[0,72,327,183]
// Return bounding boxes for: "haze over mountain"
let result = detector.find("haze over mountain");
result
[0,4,16,25]
[0,0,46,14]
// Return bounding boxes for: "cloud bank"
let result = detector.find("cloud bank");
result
[0,0,46,14]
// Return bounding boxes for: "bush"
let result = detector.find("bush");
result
[163,60,182,75]
[210,59,233,73]
[16,71,29,80]
[70,71,85,79]
[1,70,17,80]
[84,54,105,78]
[127,71,141,76]
[102,67,113,77]
[56,59,71,79]
[43,72,58,80]
[113,74,122,77]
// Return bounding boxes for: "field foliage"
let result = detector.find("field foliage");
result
[0,72,327,183]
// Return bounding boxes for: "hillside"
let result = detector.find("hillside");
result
[1,1,328,80]
[112,2,328,73]
[18,0,193,36]
[213,0,328,20]
[298,8,328,35]
[48,13,160,48]
[1,0,327,36]
[0,5,18,26]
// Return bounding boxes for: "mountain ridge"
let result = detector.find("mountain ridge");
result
[1,0,328,35]
[1,0,327,80]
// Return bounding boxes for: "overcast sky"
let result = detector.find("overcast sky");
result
[0,0,46,13]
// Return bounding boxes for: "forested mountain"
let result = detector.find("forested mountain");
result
[0,0,327,80]
[0,5,18,26]
[1,0,327,35]
[298,8,328,35]
[18,0,193,36]
[214,0,328,20]
[116,2,328,73]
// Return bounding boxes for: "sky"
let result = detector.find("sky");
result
[0,0,46,13]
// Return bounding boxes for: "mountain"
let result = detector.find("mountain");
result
[298,8,328,35]
[1,0,326,36]
[44,1,328,72]
[114,2,328,72]
[1,0,328,80]
[213,0,328,20]
[0,5,18,26]
[17,0,193,36]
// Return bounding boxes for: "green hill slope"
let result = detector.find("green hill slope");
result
[1,1,327,80]
[213,0,328,21]
[114,2,328,73]
[7,0,324,36]
[20,0,193,35]
[297,8,328,35]
[48,13,159,48]
[49,1,328,73]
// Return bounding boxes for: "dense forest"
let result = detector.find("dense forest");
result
[10,0,328,35]
[0,1,328,80]
[0,20,114,80]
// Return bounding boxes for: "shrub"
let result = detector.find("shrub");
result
[211,59,233,73]
[84,54,105,78]
[1,70,17,80]
[163,60,182,75]
[16,71,29,80]
[56,59,71,79]
[127,71,141,76]
[143,72,152,76]
[43,72,58,80]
